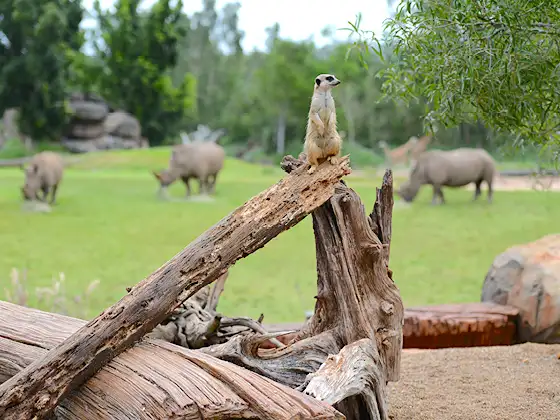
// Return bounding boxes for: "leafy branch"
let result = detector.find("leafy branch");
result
[345,0,560,150]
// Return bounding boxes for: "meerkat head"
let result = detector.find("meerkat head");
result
[314,74,341,92]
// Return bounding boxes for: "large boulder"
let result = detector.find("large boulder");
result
[67,121,105,139]
[68,100,109,122]
[481,234,560,343]
[104,111,141,139]
[61,135,147,153]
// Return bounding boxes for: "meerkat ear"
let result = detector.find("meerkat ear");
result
[315,78,321,86]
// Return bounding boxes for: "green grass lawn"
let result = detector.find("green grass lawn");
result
[1,147,559,322]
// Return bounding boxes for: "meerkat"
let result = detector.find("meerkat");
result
[303,73,342,174]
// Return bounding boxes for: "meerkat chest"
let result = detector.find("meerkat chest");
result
[314,94,335,122]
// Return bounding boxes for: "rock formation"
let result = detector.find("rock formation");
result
[481,233,560,343]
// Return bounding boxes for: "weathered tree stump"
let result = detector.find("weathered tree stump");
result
[0,156,351,419]
[197,155,404,420]
[0,301,343,419]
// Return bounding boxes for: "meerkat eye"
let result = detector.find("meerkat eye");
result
[315,78,321,86]
[326,76,334,82]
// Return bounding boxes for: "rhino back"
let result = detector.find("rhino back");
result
[31,152,64,186]
[169,142,222,178]
[426,148,495,186]
[199,142,225,175]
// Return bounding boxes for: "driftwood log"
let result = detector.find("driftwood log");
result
[143,157,404,419]
[0,156,351,419]
[185,155,404,420]
[0,301,343,419]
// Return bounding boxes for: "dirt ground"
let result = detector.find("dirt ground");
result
[388,343,560,419]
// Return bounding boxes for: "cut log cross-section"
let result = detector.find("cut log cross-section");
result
[199,155,404,420]
[0,157,351,419]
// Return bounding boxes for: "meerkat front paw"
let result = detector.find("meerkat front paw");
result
[307,165,317,174]
[328,156,339,165]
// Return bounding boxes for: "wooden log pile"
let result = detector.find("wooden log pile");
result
[0,155,404,420]
[262,302,521,350]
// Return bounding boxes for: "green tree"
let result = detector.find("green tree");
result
[91,0,197,145]
[170,0,246,138]
[348,1,560,149]
[253,30,324,155]
[0,0,85,141]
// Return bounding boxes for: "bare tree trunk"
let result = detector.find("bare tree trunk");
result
[0,157,351,420]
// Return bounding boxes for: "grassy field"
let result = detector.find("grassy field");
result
[1,147,559,322]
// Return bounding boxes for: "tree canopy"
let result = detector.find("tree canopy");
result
[0,0,85,141]
[89,0,197,146]
[2,0,553,164]
[348,0,560,151]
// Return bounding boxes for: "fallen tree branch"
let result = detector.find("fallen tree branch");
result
[0,301,343,419]
[0,157,351,419]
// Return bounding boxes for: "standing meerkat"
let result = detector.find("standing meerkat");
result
[303,73,342,174]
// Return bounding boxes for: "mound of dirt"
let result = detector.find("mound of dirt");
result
[21,201,52,213]
[388,343,560,419]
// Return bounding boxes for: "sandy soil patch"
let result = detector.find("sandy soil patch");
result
[389,343,560,419]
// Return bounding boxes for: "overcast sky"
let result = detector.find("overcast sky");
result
[81,0,389,52]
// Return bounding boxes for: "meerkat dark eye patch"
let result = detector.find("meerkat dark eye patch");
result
[315,78,321,86]
[326,76,334,82]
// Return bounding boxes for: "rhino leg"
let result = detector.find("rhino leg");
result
[49,184,59,205]
[206,174,217,195]
[198,177,206,195]
[431,185,445,205]
[473,180,482,201]
[487,180,493,203]
[38,186,49,202]
[180,176,192,197]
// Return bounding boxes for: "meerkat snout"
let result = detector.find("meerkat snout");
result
[315,74,341,91]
